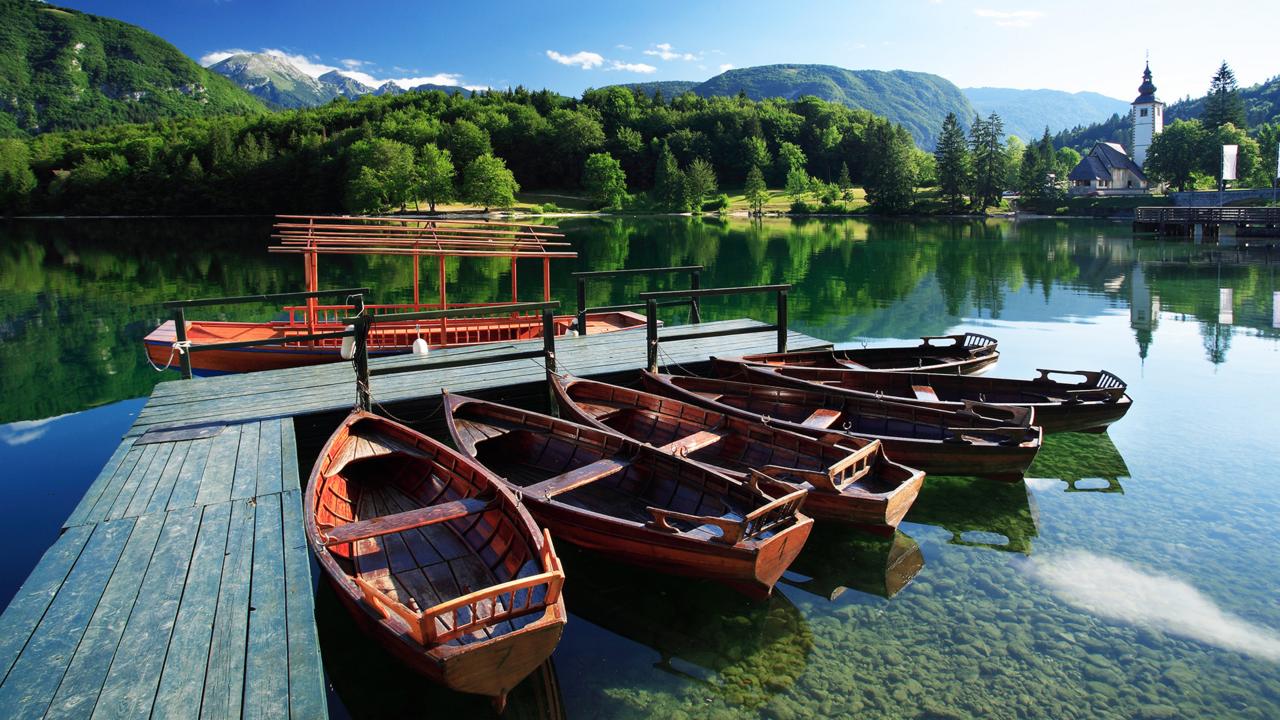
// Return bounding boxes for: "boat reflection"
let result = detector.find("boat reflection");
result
[903,475,1039,554]
[314,581,565,719]
[782,527,924,600]
[1026,431,1131,494]
[558,544,813,708]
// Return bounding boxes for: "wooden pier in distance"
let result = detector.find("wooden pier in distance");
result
[0,318,828,719]
[1134,206,1280,241]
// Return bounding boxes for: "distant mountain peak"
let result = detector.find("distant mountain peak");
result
[317,70,374,98]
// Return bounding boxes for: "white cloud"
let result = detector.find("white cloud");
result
[545,50,605,69]
[1026,551,1280,661]
[644,42,699,61]
[609,61,657,73]
[973,8,1043,27]
[718,63,734,72]
[615,44,632,50]
[198,48,248,66]
[340,58,368,69]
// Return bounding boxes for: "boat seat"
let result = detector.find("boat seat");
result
[656,430,724,455]
[322,496,494,547]
[525,458,630,499]
[912,385,940,402]
[798,408,842,429]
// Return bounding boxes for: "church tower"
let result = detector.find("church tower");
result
[1131,62,1163,168]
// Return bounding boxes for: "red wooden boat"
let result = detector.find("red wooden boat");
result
[443,392,813,599]
[551,374,924,533]
[642,371,1043,482]
[144,215,645,375]
[718,361,1133,434]
[305,410,567,710]
[727,332,1000,375]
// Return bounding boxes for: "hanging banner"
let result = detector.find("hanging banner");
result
[1221,144,1238,181]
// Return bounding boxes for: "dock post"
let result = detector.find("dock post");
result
[690,270,702,324]
[542,307,558,416]
[646,298,659,372]
[575,277,587,336]
[353,296,371,412]
[776,288,788,353]
[174,307,193,379]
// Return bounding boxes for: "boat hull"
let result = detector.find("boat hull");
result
[725,362,1133,434]
[145,310,646,375]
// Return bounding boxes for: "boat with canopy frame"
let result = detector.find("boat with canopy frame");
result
[144,215,647,375]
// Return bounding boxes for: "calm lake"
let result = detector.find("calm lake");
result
[2,216,1278,718]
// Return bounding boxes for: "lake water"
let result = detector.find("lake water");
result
[2,216,1278,718]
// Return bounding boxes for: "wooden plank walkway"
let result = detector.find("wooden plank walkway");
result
[0,420,324,720]
[0,318,827,719]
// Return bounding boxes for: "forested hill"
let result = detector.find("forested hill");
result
[963,87,1128,142]
[0,0,265,135]
[607,65,973,149]
[1054,75,1280,151]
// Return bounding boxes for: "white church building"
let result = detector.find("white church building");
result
[1068,63,1164,195]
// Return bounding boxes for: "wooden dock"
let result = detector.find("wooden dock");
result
[0,319,827,719]
[1134,206,1280,240]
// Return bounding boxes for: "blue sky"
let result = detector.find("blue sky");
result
[58,0,1277,102]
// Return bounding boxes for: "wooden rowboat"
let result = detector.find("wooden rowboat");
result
[728,332,1000,375]
[443,392,813,599]
[642,371,1043,482]
[550,374,924,533]
[720,362,1133,434]
[305,410,567,710]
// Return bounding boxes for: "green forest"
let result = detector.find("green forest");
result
[0,85,950,215]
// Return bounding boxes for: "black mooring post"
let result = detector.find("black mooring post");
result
[575,277,587,336]
[352,295,371,412]
[542,307,559,416]
[646,298,659,372]
[174,307,193,379]
[776,288,788,353]
[689,270,702,324]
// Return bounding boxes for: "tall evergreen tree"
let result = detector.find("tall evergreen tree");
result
[1203,61,1247,131]
[653,141,687,211]
[1019,128,1062,202]
[744,165,768,215]
[683,158,718,210]
[863,118,917,214]
[933,112,970,211]
[969,113,1006,211]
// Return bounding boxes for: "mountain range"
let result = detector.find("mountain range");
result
[0,0,263,135]
[606,65,1129,148]
[206,52,461,109]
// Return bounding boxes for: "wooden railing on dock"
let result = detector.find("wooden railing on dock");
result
[343,301,562,413]
[573,265,703,334]
[639,284,791,372]
[163,287,370,379]
[1135,206,1280,226]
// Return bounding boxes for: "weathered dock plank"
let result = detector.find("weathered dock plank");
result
[90,506,202,719]
[280,488,325,720]
[193,425,242,507]
[165,436,214,511]
[200,497,255,720]
[0,520,132,719]
[0,525,94,684]
[44,513,166,719]
[243,493,289,719]
[62,443,134,528]
[229,422,261,501]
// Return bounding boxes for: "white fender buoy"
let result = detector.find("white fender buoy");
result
[339,325,356,360]
[412,337,430,356]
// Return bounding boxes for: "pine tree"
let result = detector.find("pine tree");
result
[969,113,1006,211]
[684,158,717,210]
[933,112,970,211]
[744,165,768,215]
[653,142,686,210]
[863,118,917,214]
[1203,61,1247,131]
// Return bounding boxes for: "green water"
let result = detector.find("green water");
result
[2,216,1278,718]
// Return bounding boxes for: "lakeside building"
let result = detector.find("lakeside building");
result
[1068,63,1163,196]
